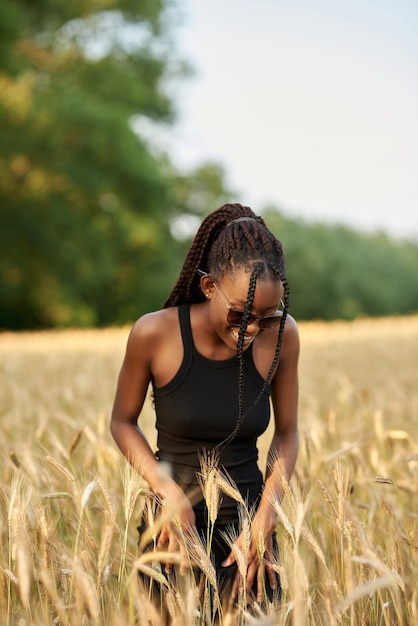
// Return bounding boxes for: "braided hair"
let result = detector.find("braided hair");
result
[164,203,289,451]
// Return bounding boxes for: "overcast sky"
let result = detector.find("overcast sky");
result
[161,0,418,240]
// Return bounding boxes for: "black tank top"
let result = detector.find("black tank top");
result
[152,303,271,526]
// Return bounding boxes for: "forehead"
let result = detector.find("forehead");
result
[219,271,283,307]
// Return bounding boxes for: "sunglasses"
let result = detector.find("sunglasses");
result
[197,270,284,329]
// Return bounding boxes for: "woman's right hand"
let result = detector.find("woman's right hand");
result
[156,482,196,575]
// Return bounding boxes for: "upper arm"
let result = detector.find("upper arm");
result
[111,315,156,426]
[270,314,300,435]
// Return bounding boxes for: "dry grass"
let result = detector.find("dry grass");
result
[0,315,417,625]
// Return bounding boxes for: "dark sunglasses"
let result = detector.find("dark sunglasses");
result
[197,270,283,329]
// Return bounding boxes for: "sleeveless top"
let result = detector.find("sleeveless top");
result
[152,303,271,527]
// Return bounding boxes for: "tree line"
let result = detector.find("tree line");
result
[263,209,418,321]
[1,0,417,330]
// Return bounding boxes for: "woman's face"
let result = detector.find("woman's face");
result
[206,270,284,350]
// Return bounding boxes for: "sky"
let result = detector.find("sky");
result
[160,0,418,240]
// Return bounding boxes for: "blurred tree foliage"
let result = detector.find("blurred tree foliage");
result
[263,208,418,321]
[0,0,231,328]
[0,2,417,329]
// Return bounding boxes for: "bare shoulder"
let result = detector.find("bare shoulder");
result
[125,307,180,362]
[283,314,299,340]
[129,307,178,340]
[282,314,300,357]
[253,313,299,379]
[260,313,299,349]
[267,313,300,390]
[126,307,183,386]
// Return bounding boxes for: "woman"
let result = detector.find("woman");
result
[110,203,299,610]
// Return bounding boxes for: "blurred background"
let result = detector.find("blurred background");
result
[1,0,417,330]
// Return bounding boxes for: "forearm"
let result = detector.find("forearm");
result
[110,421,173,495]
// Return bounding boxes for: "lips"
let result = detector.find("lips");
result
[231,329,255,344]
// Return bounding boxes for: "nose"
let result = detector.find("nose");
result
[245,318,261,333]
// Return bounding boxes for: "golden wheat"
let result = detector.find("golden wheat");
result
[0,315,416,624]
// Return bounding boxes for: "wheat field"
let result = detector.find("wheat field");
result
[0,315,417,625]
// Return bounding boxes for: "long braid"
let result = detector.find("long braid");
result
[164,202,290,452]
[254,265,290,394]
[213,266,262,454]
[214,266,289,454]
[163,203,261,308]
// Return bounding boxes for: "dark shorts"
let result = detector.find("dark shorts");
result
[137,517,281,607]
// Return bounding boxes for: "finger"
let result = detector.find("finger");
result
[245,560,258,596]
[179,544,189,576]
[221,549,237,568]
[156,527,169,550]
[232,571,241,600]
[256,561,265,602]
[265,562,278,593]
[164,531,179,574]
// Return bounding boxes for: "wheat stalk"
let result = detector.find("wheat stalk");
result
[81,479,97,510]
[38,569,70,626]
[68,427,84,456]
[45,455,76,484]
[197,454,221,525]
[96,473,120,536]
[97,522,114,587]
[2,319,417,625]
[16,544,31,609]
[73,560,100,622]
[133,561,170,587]
[121,462,148,524]
[337,573,399,614]
[183,531,218,591]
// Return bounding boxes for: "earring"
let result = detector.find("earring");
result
[206,293,210,298]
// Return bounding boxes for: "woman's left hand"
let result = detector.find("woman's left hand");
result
[221,504,278,602]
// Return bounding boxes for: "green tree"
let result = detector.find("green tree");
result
[263,208,418,321]
[0,0,189,328]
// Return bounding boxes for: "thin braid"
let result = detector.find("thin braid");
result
[163,202,290,452]
[262,265,290,387]
[211,218,284,277]
[163,203,258,307]
[251,266,290,398]
[214,266,262,453]
[215,266,290,453]
[163,218,218,306]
